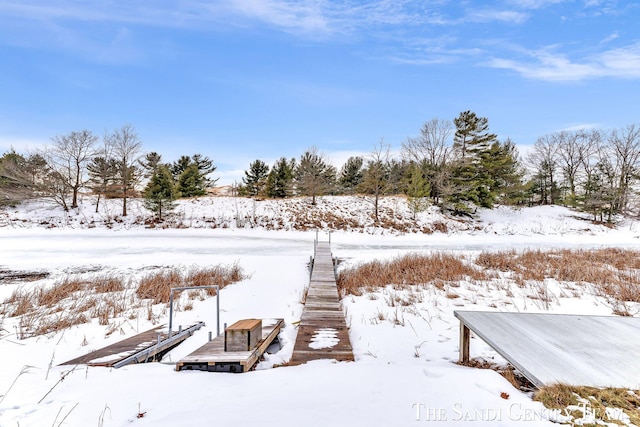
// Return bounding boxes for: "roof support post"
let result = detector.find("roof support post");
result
[459,322,470,364]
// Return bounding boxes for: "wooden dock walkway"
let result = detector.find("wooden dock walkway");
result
[61,322,203,368]
[176,318,284,373]
[290,241,354,365]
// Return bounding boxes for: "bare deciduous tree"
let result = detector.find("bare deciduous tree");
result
[527,135,560,205]
[105,124,142,216]
[578,130,603,202]
[401,118,453,204]
[556,130,584,203]
[47,130,98,209]
[608,124,640,215]
[402,118,452,167]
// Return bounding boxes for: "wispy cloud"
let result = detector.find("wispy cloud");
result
[464,9,529,24]
[0,1,443,36]
[487,42,640,81]
[504,0,568,10]
[0,1,198,26]
[217,0,332,35]
[559,123,601,132]
[600,32,619,45]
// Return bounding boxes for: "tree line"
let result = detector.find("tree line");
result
[0,124,216,220]
[240,111,522,219]
[2,113,640,222]
[240,112,640,222]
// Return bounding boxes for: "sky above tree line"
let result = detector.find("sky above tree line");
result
[0,0,638,185]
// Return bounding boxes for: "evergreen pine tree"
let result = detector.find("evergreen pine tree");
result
[453,110,496,160]
[294,148,336,205]
[448,111,499,213]
[139,152,163,178]
[87,156,118,212]
[387,159,410,194]
[338,156,364,194]
[359,142,390,223]
[143,165,178,221]
[177,164,206,197]
[171,155,192,179]
[481,139,525,205]
[265,157,295,198]
[172,154,217,197]
[405,163,430,219]
[192,154,217,188]
[243,159,270,197]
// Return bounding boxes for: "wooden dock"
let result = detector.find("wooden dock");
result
[176,318,284,373]
[290,241,354,365]
[61,322,204,368]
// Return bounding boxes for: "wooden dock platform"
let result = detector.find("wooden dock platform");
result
[61,322,204,368]
[176,318,284,373]
[290,241,354,365]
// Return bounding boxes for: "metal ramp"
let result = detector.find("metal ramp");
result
[61,322,204,368]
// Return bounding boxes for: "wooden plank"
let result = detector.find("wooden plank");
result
[291,241,354,365]
[227,319,262,331]
[455,311,640,388]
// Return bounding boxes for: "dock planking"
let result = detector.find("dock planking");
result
[61,322,203,367]
[176,318,284,373]
[290,241,354,365]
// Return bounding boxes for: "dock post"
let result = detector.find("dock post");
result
[314,230,318,255]
[215,285,220,336]
[169,285,219,342]
[459,323,470,363]
[168,291,175,338]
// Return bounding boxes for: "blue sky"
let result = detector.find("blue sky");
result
[1,1,639,185]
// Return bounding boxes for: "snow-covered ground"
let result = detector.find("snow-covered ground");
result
[1,196,639,426]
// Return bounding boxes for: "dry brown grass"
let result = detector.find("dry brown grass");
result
[136,269,182,304]
[91,275,125,293]
[34,313,89,336]
[475,248,640,308]
[337,252,486,297]
[36,278,86,307]
[337,248,640,313]
[534,384,640,426]
[2,263,246,338]
[136,264,246,303]
[184,264,245,296]
[3,289,34,317]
